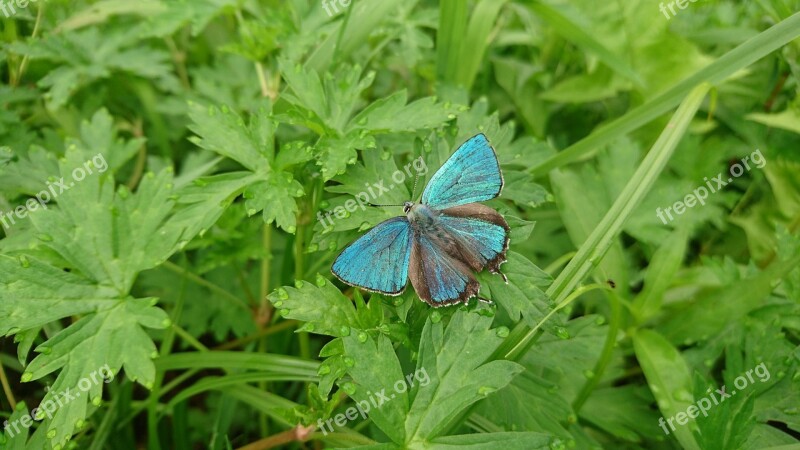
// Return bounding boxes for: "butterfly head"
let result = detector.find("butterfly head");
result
[402,201,414,214]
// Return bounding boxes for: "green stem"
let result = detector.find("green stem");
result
[162,261,250,313]
[147,260,187,449]
[494,83,711,361]
[572,289,622,413]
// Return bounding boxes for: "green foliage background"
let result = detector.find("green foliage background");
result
[1,0,799,449]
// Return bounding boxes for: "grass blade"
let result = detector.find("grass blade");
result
[530,12,800,175]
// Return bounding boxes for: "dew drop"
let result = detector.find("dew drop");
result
[39,346,52,355]
[273,300,283,308]
[92,396,102,406]
[430,311,442,323]
[342,382,356,395]
[343,356,355,367]
[358,221,371,232]
[554,326,570,339]
[46,429,57,439]
[277,288,289,300]
[357,117,368,126]
[220,105,229,114]
[595,316,605,325]
[495,326,509,338]
[477,308,494,317]
[380,150,391,160]
[286,225,297,234]
[307,243,319,253]
[19,255,30,268]
[161,318,172,327]
[328,241,337,250]
[357,332,368,343]
[298,322,315,332]
[566,413,577,424]
[319,200,330,209]
[393,297,404,306]
[583,370,595,379]
[318,365,331,375]
[21,372,33,382]
[280,308,290,317]
[295,280,305,289]
[340,326,351,336]
[477,386,494,396]
[75,419,86,429]
[316,274,327,287]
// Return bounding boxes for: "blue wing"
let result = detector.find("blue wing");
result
[408,232,480,307]
[331,217,412,295]
[438,203,509,274]
[421,134,503,209]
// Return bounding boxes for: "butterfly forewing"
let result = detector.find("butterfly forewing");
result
[331,217,413,295]
[421,134,503,209]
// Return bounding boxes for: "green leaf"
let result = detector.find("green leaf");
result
[185,101,303,232]
[266,279,357,337]
[341,333,410,445]
[478,251,557,333]
[746,108,800,135]
[425,431,553,449]
[405,309,524,443]
[632,329,700,450]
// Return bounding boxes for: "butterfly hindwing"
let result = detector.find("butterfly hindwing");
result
[421,133,503,209]
[439,203,510,274]
[331,217,413,295]
[408,230,481,306]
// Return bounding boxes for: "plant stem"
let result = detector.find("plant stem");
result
[147,260,187,449]
[163,261,251,313]
[0,361,16,410]
[572,289,621,413]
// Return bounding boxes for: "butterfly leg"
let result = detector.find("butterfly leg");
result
[476,295,494,305]
[490,267,508,284]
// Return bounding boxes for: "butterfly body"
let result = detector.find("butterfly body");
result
[331,134,509,307]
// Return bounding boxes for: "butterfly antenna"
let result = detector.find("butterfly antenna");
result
[410,172,421,201]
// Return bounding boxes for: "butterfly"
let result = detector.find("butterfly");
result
[331,133,509,307]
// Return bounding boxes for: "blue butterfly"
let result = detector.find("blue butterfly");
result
[331,133,509,307]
